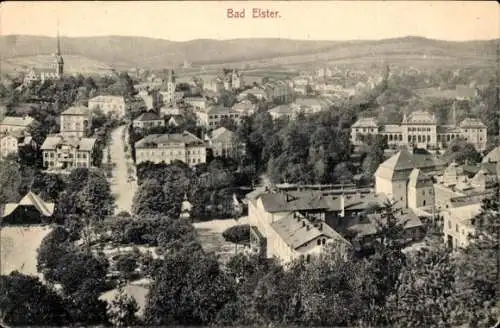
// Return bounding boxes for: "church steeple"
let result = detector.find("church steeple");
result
[55,19,64,76]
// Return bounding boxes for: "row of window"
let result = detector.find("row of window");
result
[138,149,204,157]
[408,127,432,132]
[44,152,88,159]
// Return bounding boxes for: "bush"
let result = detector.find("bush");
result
[115,255,138,276]
[222,224,250,244]
[117,210,131,217]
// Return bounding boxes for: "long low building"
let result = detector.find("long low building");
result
[351,110,487,151]
[135,131,206,166]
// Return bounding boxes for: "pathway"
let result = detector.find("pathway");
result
[109,125,137,215]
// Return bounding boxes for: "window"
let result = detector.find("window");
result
[317,239,321,245]
[456,224,459,233]
[448,219,451,229]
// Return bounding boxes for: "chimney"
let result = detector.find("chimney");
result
[318,223,323,231]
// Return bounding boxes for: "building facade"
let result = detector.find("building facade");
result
[135,131,206,166]
[60,106,91,138]
[351,110,487,151]
[88,95,126,118]
[374,149,445,209]
[0,116,36,135]
[132,111,165,130]
[41,134,96,170]
[0,135,34,158]
[208,127,244,158]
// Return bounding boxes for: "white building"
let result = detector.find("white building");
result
[209,127,243,159]
[351,110,488,151]
[88,95,126,118]
[60,106,91,139]
[41,134,96,170]
[135,131,206,166]
[0,116,36,135]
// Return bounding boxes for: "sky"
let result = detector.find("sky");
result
[1,1,499,41]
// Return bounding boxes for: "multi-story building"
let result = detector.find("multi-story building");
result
[132,111,165,130]
[88,95,126,118]
[40,105,97,172]
[351,110,487,151]
[0,134,35,158]
[232,100,257,115]
[0,116,36,135]
[237,87,268,101]
[135,131,206,166]
[60,106,91,138]
[208,127,243,158]
[263,80,294,104]
[375,148,446,210]
[291,97,333,115]
[204,78,224,94]
[41,134,96,170]
[247,189,350,264]
[195,106,249,130]
[184,97,208,111]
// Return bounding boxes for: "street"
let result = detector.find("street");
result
[109,124,137,215]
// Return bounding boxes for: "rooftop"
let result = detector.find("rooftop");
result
[352,117,379,128]
[459,118,486,128]
[134,111,162,122]
[210,126,236,141]
[258,190,330,213]
[0,116,36,127]
[270,212,347,249]
[61,106,90,116]
[483,146,500,163]
[2,191,55,218]
[135,131,203,148]
[40,134,97,151]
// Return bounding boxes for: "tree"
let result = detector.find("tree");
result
[144,247,235,325]
[37,226,72,276]
[222,224,250,252]
[0,160,22,204]
[444,137,481,164]
[106,285,139,327]
[0,272,69,326]
[385,243,458,327]
[132,178,167,215]
[453,188,499,327]
[364,200,407,324]
[31,171,66,202]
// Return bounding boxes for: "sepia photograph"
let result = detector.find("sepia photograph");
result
[0,1,499,327]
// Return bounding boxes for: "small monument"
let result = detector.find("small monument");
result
[179,193,192,219]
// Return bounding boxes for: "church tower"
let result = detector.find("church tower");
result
[55,21,64,76]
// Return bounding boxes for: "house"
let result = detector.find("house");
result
[2,191,55,225]
[132,111,165,129]
[88,95,126,118]
[60,106,91,138]
[351,110,488,151]
[209,127,243,158]
[197,106,248,130]
[204,78,224,94]
[263,80,294,103]
[160,106,182,117]
[237,87,268,101]
[375,148,445,209]
[134,131,206,166]
[0,134,35,158]
[0,116,36,134]
[483,146,500,163]
[442,190,494,250]
[232,100,257,115]
[291,97,333,115]
[184,97,208,111]
[268,104,293,120]
[247,189,350,264]
[41,134,97,170]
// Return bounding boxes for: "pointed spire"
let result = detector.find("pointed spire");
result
[56,18,61,56]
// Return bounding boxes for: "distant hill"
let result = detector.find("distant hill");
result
[0,35,498,72]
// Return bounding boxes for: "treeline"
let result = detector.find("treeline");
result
[134,160,247,220]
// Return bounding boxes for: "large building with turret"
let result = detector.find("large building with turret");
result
[351,110,487,151]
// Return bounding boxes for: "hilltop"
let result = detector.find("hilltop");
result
[0,35,497,72]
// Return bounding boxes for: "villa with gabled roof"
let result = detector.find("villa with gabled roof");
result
[2,191,55,225]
